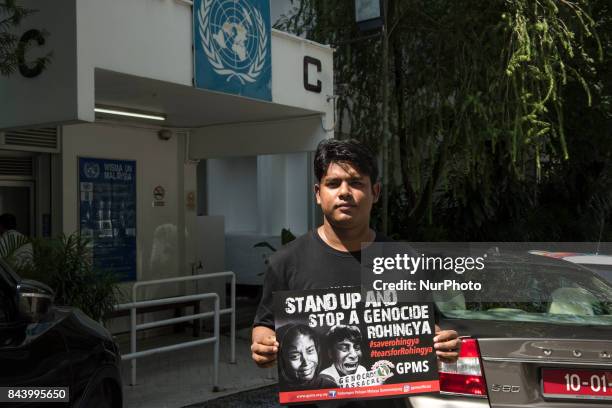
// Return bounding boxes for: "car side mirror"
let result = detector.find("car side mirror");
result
[17,279,54,323]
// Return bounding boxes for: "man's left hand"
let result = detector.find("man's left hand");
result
[434,327,460,362]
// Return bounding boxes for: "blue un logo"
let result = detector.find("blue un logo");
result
[197,0,268,85]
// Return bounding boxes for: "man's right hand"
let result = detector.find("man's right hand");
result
[251,326,279,368]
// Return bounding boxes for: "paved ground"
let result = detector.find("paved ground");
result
[118,329,278,408]
[184,385,279,408]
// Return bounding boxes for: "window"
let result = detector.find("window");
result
[436,259,612,326]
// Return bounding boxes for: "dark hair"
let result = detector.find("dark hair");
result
[314,139,378,184]
[325,325,362,352]
[0,214,17,230]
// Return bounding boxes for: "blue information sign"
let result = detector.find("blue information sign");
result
[194,0,272,101]
[78,158,136,281]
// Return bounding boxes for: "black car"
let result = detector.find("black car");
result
[0,260,122,407]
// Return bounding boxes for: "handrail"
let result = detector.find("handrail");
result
[116,271,236,391]
[120,292,220,391]
[130,271,236,363]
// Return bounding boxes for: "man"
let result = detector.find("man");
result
[319,325,367,387]
[0,213,33,268]
[251,139,460,402]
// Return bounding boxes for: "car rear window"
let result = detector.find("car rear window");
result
[435,259,612,325]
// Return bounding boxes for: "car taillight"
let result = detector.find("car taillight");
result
[438,337,487,397]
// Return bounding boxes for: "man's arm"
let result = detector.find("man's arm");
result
[434,325,460,362]
[251,253,285,368]
[251,326,279,368]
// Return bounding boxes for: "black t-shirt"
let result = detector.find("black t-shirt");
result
[254,230,393,329]
[253,230,436,408]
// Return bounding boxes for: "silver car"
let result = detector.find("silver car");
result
[407,253,612,407]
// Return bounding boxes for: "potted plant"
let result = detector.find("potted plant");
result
[1,232,122,323]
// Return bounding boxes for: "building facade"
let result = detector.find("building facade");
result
[0,0,333,300]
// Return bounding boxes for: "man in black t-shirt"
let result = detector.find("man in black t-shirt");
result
[251,139,460,404]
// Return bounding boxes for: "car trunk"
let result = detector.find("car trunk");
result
[445,319,612,407]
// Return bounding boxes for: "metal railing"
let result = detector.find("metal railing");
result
[115,271,236,389]
[118,293,220,389]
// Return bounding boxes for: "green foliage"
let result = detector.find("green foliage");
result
[277,0,611,240]
[11,233,122,322]
[0,230,31,265]
[0,0,50,76]
[281,228,297,245]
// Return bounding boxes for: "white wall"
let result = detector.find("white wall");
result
[257,155,286,235]
[257,153,310,235]
[189,116,328,159]
[205,152,310,236]
[1,0,334,130]
[0,0,78,129]
[272,30,334,116]
[61,123,198,300]
[204,151,311,285]
[74,0,333,122]
[77,0,333,110]
[284,152,310,234]
[206,157,258,232]
[75,0,192,121]
[76,0,192,84]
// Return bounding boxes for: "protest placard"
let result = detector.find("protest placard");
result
[274,286,439,404]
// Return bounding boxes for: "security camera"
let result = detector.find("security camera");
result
[158,129,172,141]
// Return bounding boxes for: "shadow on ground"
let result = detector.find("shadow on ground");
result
[184,385,279,408]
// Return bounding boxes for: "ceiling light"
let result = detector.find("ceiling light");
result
[94,106,166,121]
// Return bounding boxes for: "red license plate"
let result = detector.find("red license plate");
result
[542,368,612,400]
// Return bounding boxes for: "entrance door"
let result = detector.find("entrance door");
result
[0,181,34,236]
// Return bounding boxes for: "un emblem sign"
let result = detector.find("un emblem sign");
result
[194,0,272,101]
[83,162,100,179]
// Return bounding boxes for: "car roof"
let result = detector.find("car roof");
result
[474,251,611,286]
[563,254,612,265]
[530,250,612,265]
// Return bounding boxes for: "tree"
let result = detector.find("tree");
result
[0,0,49,76]
[276,0,611,241]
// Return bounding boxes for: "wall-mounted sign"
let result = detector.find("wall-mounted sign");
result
[303,56,322,93]
[78,157,136,281]
[153,185,166,207]
[186,191,196,211]
[194,0,272,101]
[18,29,47,78]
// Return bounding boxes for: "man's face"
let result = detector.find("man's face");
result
[284,334,319,383]
[331,338,362,376]
[315,162,380,230]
